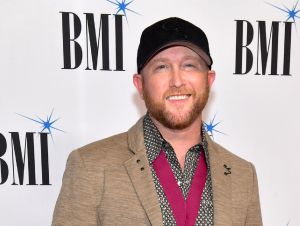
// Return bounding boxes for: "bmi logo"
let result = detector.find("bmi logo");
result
[234,1,299,76]
[0,110,63,186]
[60,0,139,71]
[61,13,124,71]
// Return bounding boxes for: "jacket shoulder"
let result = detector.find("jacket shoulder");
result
[73,132,133,168]
[209,139,251,168]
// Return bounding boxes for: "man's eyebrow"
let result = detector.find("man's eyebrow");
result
[148,55,203,66]
[182,55,202,61]
[183,55,208,66]
[149,58,169,63]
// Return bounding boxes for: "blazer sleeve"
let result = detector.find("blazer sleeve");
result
[52,150,104,226]
[245,163,263,226]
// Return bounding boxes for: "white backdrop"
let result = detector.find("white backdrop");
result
[1,0,299,225]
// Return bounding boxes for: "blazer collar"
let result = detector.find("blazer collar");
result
[127,117,145,154]
[206,134,233,225]
[125,117,163,226]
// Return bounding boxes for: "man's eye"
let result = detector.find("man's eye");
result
[156,64,168,70]
[184,63,195,68]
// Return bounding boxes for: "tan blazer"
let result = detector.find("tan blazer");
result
[52,118,263,226]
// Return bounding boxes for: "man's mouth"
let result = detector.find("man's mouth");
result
[166,94,192,101]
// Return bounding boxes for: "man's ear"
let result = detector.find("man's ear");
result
[133,74,144,99]
[207,70,216,88]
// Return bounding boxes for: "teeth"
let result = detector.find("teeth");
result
[167,95,189,100]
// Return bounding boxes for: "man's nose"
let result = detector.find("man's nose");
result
[169,68,185,88]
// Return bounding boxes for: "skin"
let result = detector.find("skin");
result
[133,46,215,169]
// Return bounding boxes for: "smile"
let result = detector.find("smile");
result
[166,94,191,100]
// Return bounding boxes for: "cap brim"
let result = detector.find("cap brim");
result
[160,41,212,66]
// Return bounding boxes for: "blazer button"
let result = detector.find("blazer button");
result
[140,167,144,171]
[136,159,141,163]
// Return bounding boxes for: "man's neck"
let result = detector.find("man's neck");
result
[149,115,202,169]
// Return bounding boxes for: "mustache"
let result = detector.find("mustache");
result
[163,87,195,98]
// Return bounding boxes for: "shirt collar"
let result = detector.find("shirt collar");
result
[143,113,209,165]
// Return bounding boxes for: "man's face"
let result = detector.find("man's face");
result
[133,46,215,130]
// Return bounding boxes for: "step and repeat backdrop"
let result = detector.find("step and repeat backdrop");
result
[1,0,299,225]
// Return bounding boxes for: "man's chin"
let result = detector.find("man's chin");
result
[161,119,194,130]
[155,111,197,130]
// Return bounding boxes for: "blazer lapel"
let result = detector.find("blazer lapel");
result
[207,135,233,226]
[124,118,163,226]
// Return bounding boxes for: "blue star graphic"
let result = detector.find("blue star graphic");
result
[17,109,64,140]
[106,0,139,23]
[267,0,300,24]
[204,114,225,139]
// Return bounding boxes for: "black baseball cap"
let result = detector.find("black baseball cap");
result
[137,17,213,73]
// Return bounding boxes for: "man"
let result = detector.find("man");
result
[52,17,262,226]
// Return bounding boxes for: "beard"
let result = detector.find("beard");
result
[143,83,210,130]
